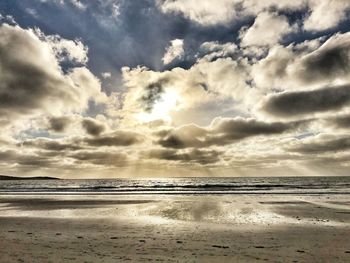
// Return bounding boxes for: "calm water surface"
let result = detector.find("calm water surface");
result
[0,177,349,194]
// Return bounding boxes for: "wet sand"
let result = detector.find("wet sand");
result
[0,194,349,262]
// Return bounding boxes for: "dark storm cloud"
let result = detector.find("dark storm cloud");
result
[287,136,350,154]
[82,118,106,136]
[157,117,305,149]
[262,85,350,117]
[48,116,72,132]
[82,131,143,147]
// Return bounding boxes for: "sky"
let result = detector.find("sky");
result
[0,0,350,178]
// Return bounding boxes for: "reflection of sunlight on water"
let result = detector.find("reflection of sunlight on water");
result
[1,196,348,227]
[136,200,288,225]
[0,198,288,225]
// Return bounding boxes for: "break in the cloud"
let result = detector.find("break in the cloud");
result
[1,1,350,177]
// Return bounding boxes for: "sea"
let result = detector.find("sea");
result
[0,176,349,195]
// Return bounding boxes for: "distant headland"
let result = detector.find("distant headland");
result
[0,175,59,180]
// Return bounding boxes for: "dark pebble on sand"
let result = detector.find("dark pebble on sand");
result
[139,240,146,243]
[8,230,15,233]
[26,233,32,235]
[55,233,61,236]
[177,241,183,244]
[110,237,118,239]
[77,236,83,239]
[255,246,265,248]
[296,250,305,253]
[345,251,350,254]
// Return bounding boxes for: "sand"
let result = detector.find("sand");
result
[0,194,349,262]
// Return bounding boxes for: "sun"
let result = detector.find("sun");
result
[136,90,179,123]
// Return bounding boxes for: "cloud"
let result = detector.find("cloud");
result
[303,0,350,31]
[0,23,106,128]
[286,134,350,154]
[326,114,350,129]
[198,41,238,61]
[70,0,87,10]
[157,0,349,32]
[121,57,253,126]
[21,138,82,151]
[47,116,72,133]
[261,84,350,118]
[82,117,106,136]
[101,72,111,79]
[156,0,241,26]
[67,150,128,166]
[145,148,221,164]
[157,117,304,148]
[251,32,350,91]
[298,33,350,83]
[82,130,143,147]
[36,28,89,64]
[2,0,350,177]
[162,39,184,65]
[138,79,167,113]
[240,12,296,47]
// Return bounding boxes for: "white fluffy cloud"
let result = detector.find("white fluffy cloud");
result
[157,0,241,26]
[157,0,350,32]
[162,39,185,65]
[251,32,350,92]
[240,12,296,47]
[304,0,350,31]
[37,31,89,64]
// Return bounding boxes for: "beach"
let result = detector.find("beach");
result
[0,194,349,262]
